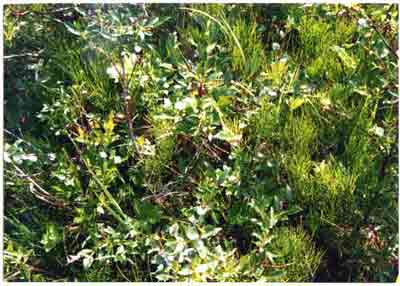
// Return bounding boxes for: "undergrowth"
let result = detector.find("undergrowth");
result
[4,3,398,282]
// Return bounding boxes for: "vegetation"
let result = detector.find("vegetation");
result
[4,3,398,282]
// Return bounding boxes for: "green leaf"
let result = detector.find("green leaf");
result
[156,274,172,281]
[193,239,208,259]
[159,62,175,71]
[149,16,171,28]
[181,8,245,64]
[194,206,209,216]
[289,97,305,111]
[370,125,385,137]
[185,226,200,240]
[206,42,217,55]
[265,250,278,263]
[269,207,279,229]
[83,256,94,269]
[104,111,115,135]
[62,23,82,37]
[284,205,303,216]
[178,267,192,276]
[354,88,370,97]
[195,263,209,273]
[217,95,233,108]
[138,31,145,41]
[201,226,222,239]
[239,254,251,270]
[134,201,161,225]
[332,45,357,71]
[40,224,63,253]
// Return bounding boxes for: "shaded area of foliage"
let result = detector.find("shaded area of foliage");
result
[4,3,398,282]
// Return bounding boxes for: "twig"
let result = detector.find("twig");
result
[141,191,182,202]
[101,50,137,143]
[211,141,230,155]
[320,217,347,232]
[367,17,398,59]
[350,6,398,59]
[119,54,136,142]
[141,3,149,17]
[4,50,43,60]
[4,129,38,150]
[12,163,68,209]
[116,263,131,282]
[261,259,293,269]
[4,270,22,281]
[66,133,128,224]
[122,87,135,142]
[5,169,42,178]
[230,80,256,97]
[164,165,199,186]
[270,262,294,269]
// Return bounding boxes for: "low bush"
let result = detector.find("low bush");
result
[4,3,398,282]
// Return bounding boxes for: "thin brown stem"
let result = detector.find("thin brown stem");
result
[12,163,68,209]
[350,6,398,59]
[119,54,136,142]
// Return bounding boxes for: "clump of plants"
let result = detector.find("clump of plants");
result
[4,3,398,282]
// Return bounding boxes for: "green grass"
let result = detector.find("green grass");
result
[4,3,399,282]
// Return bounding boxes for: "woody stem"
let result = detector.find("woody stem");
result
[119,55,135,142]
